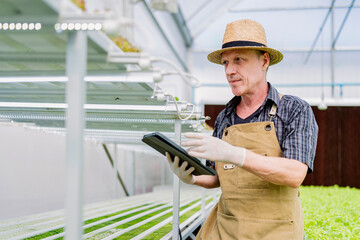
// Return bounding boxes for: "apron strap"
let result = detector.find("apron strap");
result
[268,93,284,122]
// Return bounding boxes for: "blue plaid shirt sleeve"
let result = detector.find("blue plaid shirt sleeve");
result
[281,98,318,173]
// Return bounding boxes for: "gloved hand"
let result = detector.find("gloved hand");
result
[166,152,196,184]
[181,132,246,167]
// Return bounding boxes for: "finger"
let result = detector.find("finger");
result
[166,152,173,164]
[180,161,188,171]
[184,132,206,139]
[185,166,195,175]
[173,156,180,168]
[181,139,203,147]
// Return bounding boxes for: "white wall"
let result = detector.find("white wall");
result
[0,123,171,221]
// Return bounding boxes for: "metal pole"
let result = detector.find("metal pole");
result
[141,0,188,72]
[142,151,146,193]
[230,5,360,13]
[186,0,213,22]
[125,150,136,196]
[102,144,130,196]
[114,143,118,198]
[125,150,133,196]
[171,7,193,47]
[331,4,335,97]
[192,0,242,39]
[65,30,87,240]
[201,188,206,218]
[331,0,356,97]
[201,159,206,219]
[132,151,136,195]
[161,155,166,185]
[172,119,182,240]
[304,0,336,64]
[332,0,356,48]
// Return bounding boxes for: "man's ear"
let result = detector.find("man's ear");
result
[262,52,270,70]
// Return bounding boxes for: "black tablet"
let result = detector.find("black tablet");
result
[142,132,216,176]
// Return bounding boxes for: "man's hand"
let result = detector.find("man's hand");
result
[166,152,196,184]
[181,132,246,167]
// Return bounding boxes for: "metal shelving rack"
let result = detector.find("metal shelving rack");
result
[0,0,211,239]
[0,187,219,239]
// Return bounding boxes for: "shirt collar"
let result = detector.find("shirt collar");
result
[266,82,280,106]
[224,82,280,117]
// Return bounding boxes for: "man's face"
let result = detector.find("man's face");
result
[221,49,269,97]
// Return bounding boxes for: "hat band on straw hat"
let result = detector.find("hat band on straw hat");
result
[207,19,283,65]
[222,40,266,49]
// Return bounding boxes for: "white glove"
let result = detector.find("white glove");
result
[182,132,246,167]
[166,152,196,184]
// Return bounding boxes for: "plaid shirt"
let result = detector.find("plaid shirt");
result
[210,83,318,173]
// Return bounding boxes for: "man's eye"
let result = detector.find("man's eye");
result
[222,60,228,65]
[236,57,242,61]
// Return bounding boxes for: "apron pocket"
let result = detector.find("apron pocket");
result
[217,212,295,240]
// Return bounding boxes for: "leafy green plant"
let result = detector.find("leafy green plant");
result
[300,185,360,239]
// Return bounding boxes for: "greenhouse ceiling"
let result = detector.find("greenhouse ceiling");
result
[177,0,360,52]
[174,0,360,104]
[1,0,359,72]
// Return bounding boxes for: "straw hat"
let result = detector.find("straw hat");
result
[207,19,283,65]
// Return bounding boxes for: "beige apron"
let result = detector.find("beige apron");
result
[196,103,303,240]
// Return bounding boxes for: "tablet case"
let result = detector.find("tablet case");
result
[142,132,216,176]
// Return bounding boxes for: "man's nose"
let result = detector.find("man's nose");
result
[225,62,237,76]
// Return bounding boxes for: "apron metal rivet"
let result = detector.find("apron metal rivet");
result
[224,164,235,169]
[265,124,271,131]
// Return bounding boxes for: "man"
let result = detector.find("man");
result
[166,19,318,239]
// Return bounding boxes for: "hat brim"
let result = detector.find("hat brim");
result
[207,46,283,66]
